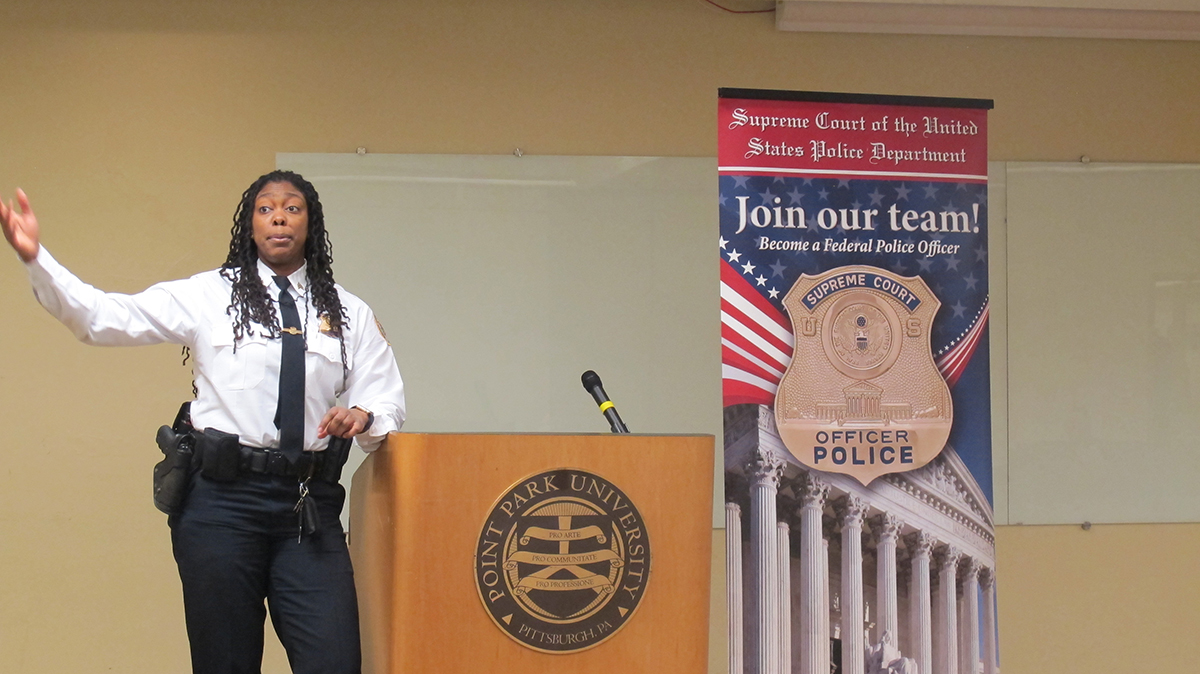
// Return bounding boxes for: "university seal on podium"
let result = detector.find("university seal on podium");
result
[473,469,650,653]
[776,265,953,485]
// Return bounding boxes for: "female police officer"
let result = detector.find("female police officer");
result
[1,171,404,674]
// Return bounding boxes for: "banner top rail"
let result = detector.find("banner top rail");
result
[718,87,994,110]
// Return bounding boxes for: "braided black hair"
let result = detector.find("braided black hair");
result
[220,170,349,377]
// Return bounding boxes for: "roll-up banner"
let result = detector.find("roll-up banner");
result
[718,89,997,674]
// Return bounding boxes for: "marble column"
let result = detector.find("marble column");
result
[905,531,934,674]
[957,585,969,674]
[934,546,962,674]
[873,513,902,645]
[839,496,868,674]
[981,568,998,674]
[798,476,829,674]
[820,536,830,674]
[960,559,981,674]
[748,451,786,674]
[779,521,793,673]
[727,502,745,674]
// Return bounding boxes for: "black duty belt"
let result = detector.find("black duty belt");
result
[195,426,351,485]
[239,445,327,479]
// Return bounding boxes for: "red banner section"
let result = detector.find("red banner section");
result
[718,94,988,182]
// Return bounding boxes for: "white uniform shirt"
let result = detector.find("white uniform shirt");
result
[25,247,405,451]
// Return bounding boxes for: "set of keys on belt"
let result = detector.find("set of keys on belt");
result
[294,475,320,543]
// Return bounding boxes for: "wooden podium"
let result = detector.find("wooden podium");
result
[348,432,713,674]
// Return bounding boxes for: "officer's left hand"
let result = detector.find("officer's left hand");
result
[0,188,41,263]
[318,406,370,439]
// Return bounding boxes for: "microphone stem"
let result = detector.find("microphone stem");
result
[603,408,630,434]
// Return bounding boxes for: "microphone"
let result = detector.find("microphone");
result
[581,370,630,434]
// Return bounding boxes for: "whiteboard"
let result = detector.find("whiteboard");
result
[1004,162,1200,524]
[277,153,723,527]
[280,154,1200,528]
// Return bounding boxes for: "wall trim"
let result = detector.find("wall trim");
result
[776,1,1200,39]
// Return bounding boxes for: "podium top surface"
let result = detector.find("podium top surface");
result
[382,431,715,438]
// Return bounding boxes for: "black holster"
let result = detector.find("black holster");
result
[300,436,352,537]
[318,435,353,484]
[153,402,195,515]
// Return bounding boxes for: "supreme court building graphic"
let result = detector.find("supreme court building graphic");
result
[724,405,998,674]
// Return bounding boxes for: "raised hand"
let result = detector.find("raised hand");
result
[0,188,41,262]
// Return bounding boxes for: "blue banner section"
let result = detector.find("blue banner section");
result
[719,173,993,503]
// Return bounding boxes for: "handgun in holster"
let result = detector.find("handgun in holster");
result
[153,402,196,515]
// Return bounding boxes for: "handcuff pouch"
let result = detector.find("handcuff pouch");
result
[198,427,242,482]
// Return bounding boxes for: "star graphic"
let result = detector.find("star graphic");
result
[755,275,768,286]
[727,249,742,263]
[817,187,830,201]
[741,261,756,275]
[851,200,863,211]
[719,193,729,207]
[760,189,778,205]
[787,187,804,205]
[963,273,978,290]
[837,179,851,189]
[770,260,787,278]
[945,256,961,272]
[974,245,987,262]
[733,176,750,189]
[894,184,912,201]
[951,301,967,319]
[868,188,885,206]
[719,237,729,250]
[923,184,940,199]
[892,258,908,274]
[772,176,786,184]
[768,287,780,299]
[917,258,934,272]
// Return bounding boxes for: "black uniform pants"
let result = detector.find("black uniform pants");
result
[170,473,361,674]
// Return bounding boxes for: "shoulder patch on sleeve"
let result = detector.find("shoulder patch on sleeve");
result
[374,316,390,345]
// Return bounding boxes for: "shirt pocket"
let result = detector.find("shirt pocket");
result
[208,322,268,391]
[308,332,350,395]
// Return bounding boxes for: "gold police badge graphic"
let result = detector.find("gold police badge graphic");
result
[474,469,650,653]
[776,265,952,485]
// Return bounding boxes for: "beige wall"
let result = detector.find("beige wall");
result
[1,1,1198,672]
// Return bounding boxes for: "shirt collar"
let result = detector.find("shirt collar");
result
[257,258,308,294]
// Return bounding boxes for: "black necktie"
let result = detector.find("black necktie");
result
[273,276,305,461]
